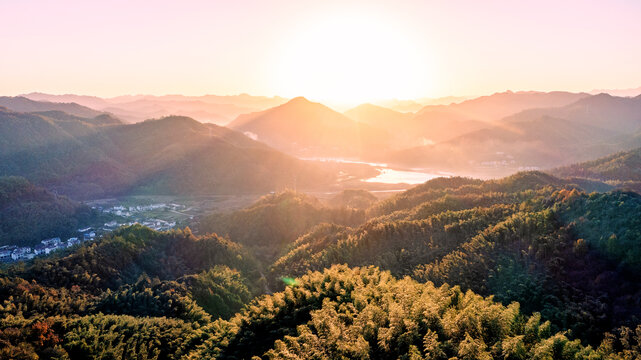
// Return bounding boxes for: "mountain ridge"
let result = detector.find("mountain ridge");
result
[0,109,336,198]
[229,96,391,158]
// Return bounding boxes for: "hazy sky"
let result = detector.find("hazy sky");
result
[1,0,640,103]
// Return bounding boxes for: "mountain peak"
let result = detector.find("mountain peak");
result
[285,96,314,105]
[140,115,205,132]
[592,92,615,98]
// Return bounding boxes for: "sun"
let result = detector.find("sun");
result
[271,12,436,105]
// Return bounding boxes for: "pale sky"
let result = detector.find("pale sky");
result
[1,0,640,103]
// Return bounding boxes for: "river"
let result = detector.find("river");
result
[303,157,452,185]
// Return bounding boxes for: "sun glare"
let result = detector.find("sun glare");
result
[272,13,435,105]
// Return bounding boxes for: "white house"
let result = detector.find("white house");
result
[0,246,16,259]
[67,237,80,247]
[41,237,61,246]
[11,247,33,260]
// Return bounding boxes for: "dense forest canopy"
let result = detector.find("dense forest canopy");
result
[3,170,641,359]
[198,191,367,262]
[552,147,641,192]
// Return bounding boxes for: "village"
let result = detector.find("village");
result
[0,231,95,262]
[0,195,265,264]
[97,202,182,232]
[0,202,185,263]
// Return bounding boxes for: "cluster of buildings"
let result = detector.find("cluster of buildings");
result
[0,232,96,262]
[100,203,184,217]
[101,219,176,232]
[140,219,176,231]
[0,202,184,263]
[97,202,180,231]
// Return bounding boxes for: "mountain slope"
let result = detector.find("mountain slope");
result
[267,172,641,344]
[344,103,412,127]
[551,147,641,192]
[416,90,590,123]
[390,115,622,176]
[0,96,105,119]
[5,170,641,357]
[199,191,366,261]
[353,91,589,149]
[504,93,641,133]
[195,265,599,360]
[23,92,289,124]
[229,97,390,158]
[0,106,116,155]
[2,262,614,359]
[0,109,335,198]
[386,94,641,176]
[100,98,239,124]
[343,103,475,148]
[0,176,100,246]
[406,109,489,145]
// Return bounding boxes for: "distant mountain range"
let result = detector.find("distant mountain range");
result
[415,90,589,122]
[0,107,335,199]
[388,93,641,176]
[0,96,107,119]
[503,93,641,132]
[590,85,641,97]
[21,92,288,124]
[229,91,600,161]
[372,95,473,112]
[7,89,641,183]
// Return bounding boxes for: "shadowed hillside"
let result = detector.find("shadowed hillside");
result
[0,109,336,198]
[199,191,367,261]
[0,176,100,246]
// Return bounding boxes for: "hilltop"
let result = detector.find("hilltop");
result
[229,97,390,158]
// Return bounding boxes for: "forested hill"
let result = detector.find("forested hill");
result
[0,176,100,246]
[552,146,641,192]
[198,191,368,261]
[269,173,641,345]
[4,171,641,358]
[0,108,335,198]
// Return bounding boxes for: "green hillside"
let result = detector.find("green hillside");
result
[3,171,641,358]
[0,109,335,199]
[553,147,641,192]
[0,176,100,246]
